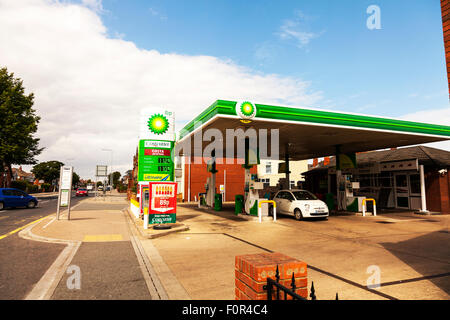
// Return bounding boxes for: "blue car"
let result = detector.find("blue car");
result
[0,188,38,210]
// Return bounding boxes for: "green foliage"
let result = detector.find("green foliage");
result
[41,183,51,192]
[10,180,27,191]
[108,171,121,188]
[26,183,39,194]
[31,161,64,183]
[0,67,43,184]
[96,181,103,187]
[72,172,80,186]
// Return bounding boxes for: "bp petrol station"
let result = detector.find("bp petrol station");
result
[135,100,450,228]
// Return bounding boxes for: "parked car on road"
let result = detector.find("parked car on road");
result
[272,189,329,220]
[76,188,88,197]
[0,188,38,210]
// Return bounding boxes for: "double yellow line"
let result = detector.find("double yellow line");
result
[0,215,51,240]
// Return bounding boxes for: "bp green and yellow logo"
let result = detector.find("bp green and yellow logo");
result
[148,114,169,135]
[236,101,256,121]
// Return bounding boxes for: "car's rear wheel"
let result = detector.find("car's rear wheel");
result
[27,201,36,209]
[0,202,4,211]
[294,208,303,221]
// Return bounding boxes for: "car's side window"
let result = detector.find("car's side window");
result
[286,192,294,201]
[2,190,12,196]
[275,193,282,199]
[13,190,26,197]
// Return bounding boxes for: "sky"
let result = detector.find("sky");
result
[0,0,449,179]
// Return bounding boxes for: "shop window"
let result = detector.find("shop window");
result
[409,174,420,195]
[396,196,409,208]
[359,175,372,188]
[379,172,392,187]
[265,162,272,174]
[290,180,296,189]
[261,178,270,189]
[395,175,408,188]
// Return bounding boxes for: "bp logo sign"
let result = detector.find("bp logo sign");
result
[148,114,169,135]
[236,101,256,121]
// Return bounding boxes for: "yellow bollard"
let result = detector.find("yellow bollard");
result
[143,207,149,229]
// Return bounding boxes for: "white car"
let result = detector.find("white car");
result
[272,189,329,220]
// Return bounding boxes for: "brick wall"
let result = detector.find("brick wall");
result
[184,158,257,202]
[442,0,450,98]
[235,252,308,300]
[426,169,450,214]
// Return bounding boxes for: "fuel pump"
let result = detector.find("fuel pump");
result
[343,176,366,212]
[244,173,265,216]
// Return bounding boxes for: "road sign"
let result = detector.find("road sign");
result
[96,165,108,177]
[57,166,73,220]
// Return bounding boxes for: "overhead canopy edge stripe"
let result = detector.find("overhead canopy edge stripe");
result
[257,109,450,136]
[179,100,450,140]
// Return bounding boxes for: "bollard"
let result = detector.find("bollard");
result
[143,207,149,229]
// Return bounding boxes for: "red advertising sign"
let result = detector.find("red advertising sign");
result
[144,149,171,156]
[149,182,177,224]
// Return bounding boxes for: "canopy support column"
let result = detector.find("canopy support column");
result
[285,143,291,190]
[419,164,429,214]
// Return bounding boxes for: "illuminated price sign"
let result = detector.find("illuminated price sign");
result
[138,140,174,181]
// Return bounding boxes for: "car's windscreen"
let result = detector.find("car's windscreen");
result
[292,191,317,200]
[78,189,87,191]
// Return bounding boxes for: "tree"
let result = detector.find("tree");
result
[108,171,121,188]
[72,172,80,187]
[31,161,64,184]
[0,67,43,187]
[96,181,103,187]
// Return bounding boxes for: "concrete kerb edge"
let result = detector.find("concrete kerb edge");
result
[124,207,190,239]
[123,208,191,300]
[18,198,92,300]
[19,216,81,300]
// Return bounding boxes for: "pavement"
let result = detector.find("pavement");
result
[17,194,450,300]
[0,195,88,299]
[19,192,170,300]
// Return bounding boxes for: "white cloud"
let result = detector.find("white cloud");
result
[400,107,450,152]
[81,0,103,12]
[0,0,322,179]
[277,10,322,48]
[149,7,167,20]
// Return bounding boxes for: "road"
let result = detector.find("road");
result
[0,193,86,299]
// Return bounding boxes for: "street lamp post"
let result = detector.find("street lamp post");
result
[101,149,113,193]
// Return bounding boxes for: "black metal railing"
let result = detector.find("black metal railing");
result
[263,265,338,300]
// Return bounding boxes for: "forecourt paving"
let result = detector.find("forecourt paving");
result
[26,194,450,300]
[150,203,450,300]
[26,194,160,300]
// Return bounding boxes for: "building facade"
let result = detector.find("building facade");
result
[303,146,450,214]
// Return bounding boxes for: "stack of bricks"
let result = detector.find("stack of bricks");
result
[235,252,308,300]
